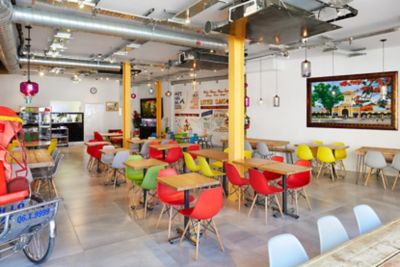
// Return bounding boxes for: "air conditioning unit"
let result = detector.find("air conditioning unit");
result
[177,51,195,64]
[229,0,266,22]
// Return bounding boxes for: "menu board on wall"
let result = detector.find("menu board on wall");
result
[199,88,228,109]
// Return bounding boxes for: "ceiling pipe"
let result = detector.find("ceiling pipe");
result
[10,5,228,51]
[0,0,19,73]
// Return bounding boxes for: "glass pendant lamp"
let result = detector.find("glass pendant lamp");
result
[301,40,311,78]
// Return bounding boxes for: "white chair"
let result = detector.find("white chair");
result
[391,153,400,191]
[139,141,150,159]
[110,150,130,188]
[353,204,382,235]
[268,233,309,267]
[255,142,273,159]
[101,145,115,167]
[318,215,349,253]
[364,151,388,190]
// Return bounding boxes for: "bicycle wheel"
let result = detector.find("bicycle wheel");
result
[23,196,56,264]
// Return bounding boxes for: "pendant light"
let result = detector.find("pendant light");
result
[273,61,280,107]
[301,40,311,78]
[165,67,172,97]
[380,39,387,100]
[258,59,263,104]
[20,26,39,104]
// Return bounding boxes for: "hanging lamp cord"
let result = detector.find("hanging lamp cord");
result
[26,25,32,82]
[259,59,262,99]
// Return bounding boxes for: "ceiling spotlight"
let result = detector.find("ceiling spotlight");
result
[106,77,109,81]
[39,70,45,77]
[78,1,85,9]
[165,90,172,97]
[149,87,154,94]
[185,9,190,24]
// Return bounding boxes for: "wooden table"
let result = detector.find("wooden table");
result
[84,141,110,146]
[221,137,290,150]
[100,132,123,138]
[158,172,220,244]
[124,159,168,207]
[9,149,54,169]
[99,148,127,155]
[150,143,192,151]
[24,141,51,149]
[233,158,277,169]
[258,162,311,219]
[301,218,400,267]
[355,146,400,184]
[127,138,162,151]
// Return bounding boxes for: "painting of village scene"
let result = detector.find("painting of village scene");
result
[307,71,398,130]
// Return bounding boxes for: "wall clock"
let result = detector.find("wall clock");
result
[90,87,97,94]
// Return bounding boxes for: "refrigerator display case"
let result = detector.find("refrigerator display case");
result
[51,112,84,142]
[19,107,52,142]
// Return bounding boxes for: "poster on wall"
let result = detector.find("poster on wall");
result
[200,87,228,109]
[307,71,398,130]
[174,88,199,117]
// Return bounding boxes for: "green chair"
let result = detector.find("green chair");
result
[183,152,200,172]
[125,155,144,185]
[139,165,166,217]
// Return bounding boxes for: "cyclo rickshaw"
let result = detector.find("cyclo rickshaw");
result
[0,106,61,263]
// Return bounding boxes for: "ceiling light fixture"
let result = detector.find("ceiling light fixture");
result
[301,39,311,78]
[380,39,387,100]
[78,0,85,9]
[165,67,172,97]
[273,58,280,107]
[185,9,190,24]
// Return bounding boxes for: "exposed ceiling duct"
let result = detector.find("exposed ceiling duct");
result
[9,5,228,51]
[0,0,19,73]
[174,49,228,70]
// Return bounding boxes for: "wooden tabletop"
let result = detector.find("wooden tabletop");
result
[8,149,54,169]
[100,133,123,137]
[127,138,161,145]
[24,141,51,148]
[233,158,277,169]
[124,158,167,170]
[355,146,400,157]
[158,172,220,191]
[84,141,110,146]
[221,138,289,148]
[301,218,400,267]
[258,162,311,175]
[295,143,349,150]
[100,148,128,155]
[150,143,192,151]
[190,149,228,161]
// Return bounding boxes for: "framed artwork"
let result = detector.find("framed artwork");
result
[140,98,163,118]
[307,71,398,130]
[105,101,119,112]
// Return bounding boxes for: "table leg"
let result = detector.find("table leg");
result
[138,143,142,152]
[356,154,361,184]
[143,189,148,208]
[281,175,299,219]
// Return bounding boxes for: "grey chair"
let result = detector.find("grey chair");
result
[33,153,64,197]
[364,151,388,190]
[391,153,400,191]
[101,145,115,166]
[160,139,170,144]
[110,150,130,188]
[244,141,253,156]
[51,148,60,160]
[140,141,151,159]
[255,142,273,159]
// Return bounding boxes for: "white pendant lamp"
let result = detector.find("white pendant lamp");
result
[259,59,263,104]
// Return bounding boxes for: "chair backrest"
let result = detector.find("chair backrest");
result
[149,141,163,159]
[157,168,178,201]
[183,152,199,172]
[244,150,252,159]
[91,143,105,159]
[165,147,183,163]
[111,150,130,169]
[318,215,349,253]
[268,233,309,267]
[198,156,215,177]
[256,142,270,156]
[225,162,246,186]
[296,144,314,161]
[392,153,400,170]
[140,141,151,158]
[101,145,115,163]
[316,146,336,163]
[263,156,284,181]
[169,140,178,144]
[141,165,165,190]
[160,139,170,144]
[187,144,200,159]
[249,168,277,194]
[333,141,347,160]
[125,155,144,181]
[51,148,60,160]
[286,160,311,188]
[244,141,253,152]
[190,186,223,220]
[47,138,58,154]
[94,131,103,141]
[353,204,382,235]
[51,153,64,178]
[365,151,387,169]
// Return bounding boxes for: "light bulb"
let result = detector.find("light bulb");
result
[259,97,263,105]
[149,88,154,94]
[301,59,311,78]
[39,71,45,76]
[273,95,280,107]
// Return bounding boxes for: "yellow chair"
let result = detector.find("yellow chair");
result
[312,140,324,145]
[244,150,252,160]
[48,139,58,154]
[296,145,314,161]
[7,140,20,151]
[311,140,323,158]
[211,148,229,169]
[333,142,347,174]
[316,146,337,181]
[183,152,200,172]
[198,156,225,179]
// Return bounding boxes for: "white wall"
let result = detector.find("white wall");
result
[246,45,400,171]
[0,74,122,140]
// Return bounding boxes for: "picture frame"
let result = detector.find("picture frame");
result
[307,71,398,130]
[140,98,163,118]
[105,101,119,112]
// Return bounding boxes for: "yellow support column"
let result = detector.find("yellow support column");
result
[155,80,162,137]
[228,18,246,199]
[122,62,132,149]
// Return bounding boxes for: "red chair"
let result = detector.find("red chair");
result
[149,141,163,160]
[163,147,183,171]
[94,131,104,141]
[224,162,249,211]
[0,164,29,206]
[263,155,285,182]
[169,140,178,144]
[156,168,194,238]
[86,139,96,169]
[89,143,105,171]
[187,144,200,160]
[278,160,312,214]
[110,130,123,147]
[248,168,283,224]
[179,186,224,260]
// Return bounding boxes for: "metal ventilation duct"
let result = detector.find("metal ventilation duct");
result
[10,5,227,51]
[0,0,19,73]
[175,50,228,70]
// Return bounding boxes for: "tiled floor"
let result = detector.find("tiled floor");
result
[3,145,400,266]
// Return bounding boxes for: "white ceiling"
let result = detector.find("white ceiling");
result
[16,0,400,81]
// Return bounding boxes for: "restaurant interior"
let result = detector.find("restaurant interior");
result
[0,0,399,266]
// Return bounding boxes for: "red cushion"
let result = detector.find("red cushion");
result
[0,190,29,206]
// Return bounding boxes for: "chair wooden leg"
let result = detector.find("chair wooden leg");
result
[248,194,258,217]
[211,218,224,252]
[167,206,173,238]
[179,219,191,244]
[303,188,312,210]
[238,187,241,212]
[341,160,347,176]
[51,179,59,197]
[316,163,324,180]
[265,196,268,225]
[144,194,148,218]
[380,170,388,191]
[364,168,373,186]
[195,220,201,260]
[392,172,400,191]
[274,194,283,216]
[156,203,166,229]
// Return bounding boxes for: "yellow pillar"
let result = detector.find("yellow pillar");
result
[155,80,162,137]
[122,62,131,149]
[228,18,246,199]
